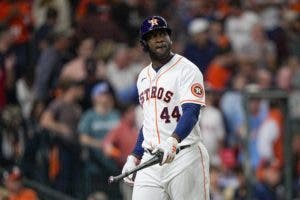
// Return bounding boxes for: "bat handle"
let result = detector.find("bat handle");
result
[108,172,128,184]
[108,175,118,184]
[108,152,163,184]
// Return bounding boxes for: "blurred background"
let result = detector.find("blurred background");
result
[0,0,299,199]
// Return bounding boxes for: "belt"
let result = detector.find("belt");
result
[146,144,191,155]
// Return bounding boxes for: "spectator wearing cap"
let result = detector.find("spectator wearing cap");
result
[78,81,120,198]
[183,18,219,73]
[2,166,38,200]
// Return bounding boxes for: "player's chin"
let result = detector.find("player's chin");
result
[151,47,169,58]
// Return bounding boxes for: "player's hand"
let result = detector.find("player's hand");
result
[152,137,178,165]
[122,155,139,185]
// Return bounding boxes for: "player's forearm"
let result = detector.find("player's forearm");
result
[172,103,201,142]
[131,127,144,160]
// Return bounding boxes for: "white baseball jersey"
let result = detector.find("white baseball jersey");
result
[137,54,206,149]
[134,54,210,200]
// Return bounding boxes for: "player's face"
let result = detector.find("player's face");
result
[145,29,172,60]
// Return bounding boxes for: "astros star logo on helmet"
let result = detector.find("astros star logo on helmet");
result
[148,18,159,27]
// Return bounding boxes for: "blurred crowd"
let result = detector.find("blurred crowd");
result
[0,0,300,199]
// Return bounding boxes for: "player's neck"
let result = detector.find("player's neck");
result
[151,52,174,69]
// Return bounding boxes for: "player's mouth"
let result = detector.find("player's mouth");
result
[155,44,167,51]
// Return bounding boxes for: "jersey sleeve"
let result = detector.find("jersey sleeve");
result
[179,64,206,106]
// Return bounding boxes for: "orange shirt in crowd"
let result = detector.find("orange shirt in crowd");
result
[9,188,38,200]
[0,1,32,44]
[268,108,284,168]
[290,2,300,12]
[206,63,231,90]
[216,0,232,18]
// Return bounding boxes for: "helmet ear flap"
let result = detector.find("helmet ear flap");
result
[140,39,148,52]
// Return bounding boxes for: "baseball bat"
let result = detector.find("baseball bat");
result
[108,152,163,184]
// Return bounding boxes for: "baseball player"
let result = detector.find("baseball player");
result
[122,15,210,200]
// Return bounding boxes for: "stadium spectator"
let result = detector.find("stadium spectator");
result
[78,82,120,198]
[199,90,225,166]
[209,165,223,200]
[220,73,247,146]
[205,49,234,90]
[75,3,126,43]
[15,69,34,120]
[32,0,71,33]
[40,79,84,195]
[32,7,58,64]
[233,166,248,200]
[286,13,300,58]
[247,96,269,170]
[110,0,146,46]
[209,19,231,52]
[20,100,47,182]
[75,0,108,22]
[105,45,141,104]
[275,66,293,92]
[260,3,289,65]
[2,166,39,200]
[225,2,260,56]
[0,105,25,167]
[257,101,284,168]
[33,31,71,103]
[0,26,16,110]
[254,159,284,200]
[102,104,138,200]
[102,104,138,168]
[0,0,32,79]
[255,68,273,90]
[184,18,219,73]
[239,22,277,70]
[60,37,96,82]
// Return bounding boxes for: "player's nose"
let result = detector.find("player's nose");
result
[153,35,165,43]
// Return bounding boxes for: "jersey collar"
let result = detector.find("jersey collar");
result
[149,54,180,75]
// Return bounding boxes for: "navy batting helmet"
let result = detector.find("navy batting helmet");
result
[140,16,172,40]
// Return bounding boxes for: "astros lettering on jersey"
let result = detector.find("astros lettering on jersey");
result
[137,54,206,149]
